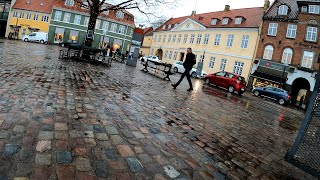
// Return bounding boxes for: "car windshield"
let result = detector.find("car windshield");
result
[238,76,246,83]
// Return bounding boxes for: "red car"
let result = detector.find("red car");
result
[204,71,246,94]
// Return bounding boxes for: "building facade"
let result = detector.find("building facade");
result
[149,5,266,81]
[48,0,135,51]
[140,31,153,56]
[249,0,320,106]
[0,0,12,37]
[5,0,54,39]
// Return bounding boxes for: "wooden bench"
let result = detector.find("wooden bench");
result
[141,59,173,81]
[59,49,81,59]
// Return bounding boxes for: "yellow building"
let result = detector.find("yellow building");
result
[5,0,54,39]
[149,5,267,81]
[140,32,153,56]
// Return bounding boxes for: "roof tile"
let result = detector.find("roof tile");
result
[12,0,54,14]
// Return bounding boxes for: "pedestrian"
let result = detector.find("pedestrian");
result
[299,95,304,107]
[172,47,196,91]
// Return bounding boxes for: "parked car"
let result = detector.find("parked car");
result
[252,86,291,105]
[22,32,48,44]
[172,61,207,78]
[141,56,161,62]
[204,71,246,94]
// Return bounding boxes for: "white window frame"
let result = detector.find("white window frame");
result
[26,13,31,20]
[211,19,217,25]
[13,11,18,17]
[226,34,234,47]
[220,59,227,71]
[306,26,318,42]
[278,5,289,15]
[177,34,182,43]
[190,34,195,44]
[164,50,168,58]
[169,51,172,59]
[95,19,101,29]
[168,35,172,42]
[240,35,249,48]
[209,57,215,68]
[116,11,124,19]
[235,17,242,24]
[268,23,278,36]
[233,61,244,75]
[263,45,274,60]
[173,52,177,60]
[119,25,125,34]
[301,51,314,69]
[84,17,89,26]
[281,48,293,64]
[102,21,109,31]
[183,34,188,43]
[309,5,320,14]
[214,34,221,46]
[63,13,71,23]
[41,15,49,22]
[196,34,202,44]
[55,11,62,21]
[222,18,229,25]
[110,23,117,32]
[34,13,38,21]
[172,35,176,43]
[73,15,81,24]
[286,24,297,38]
[163,35,166,42]
[19,12,24,18]
[158,35,161,42]
[204,34,209,44]
[65,0,74,6]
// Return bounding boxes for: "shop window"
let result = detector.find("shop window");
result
[54,28,64,43]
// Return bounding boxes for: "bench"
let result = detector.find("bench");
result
[141,59,173,81]
[59,49,81,59]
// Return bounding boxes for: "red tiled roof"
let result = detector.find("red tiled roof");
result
[155,7,265,31]
[143,27,153,34]
[53,0,135,26]
[134,28,144,34]
[12,0,55,14]
[264,0,298,19]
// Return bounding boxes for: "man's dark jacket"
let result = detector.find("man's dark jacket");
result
[183,53,196,70]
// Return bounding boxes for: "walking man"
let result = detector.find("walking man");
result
[172,47,196,91]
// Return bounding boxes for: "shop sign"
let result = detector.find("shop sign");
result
[259,59,289,71]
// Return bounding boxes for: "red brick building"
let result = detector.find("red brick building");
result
[249,0,320,106]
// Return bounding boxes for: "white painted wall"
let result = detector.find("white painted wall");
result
[286,69,316,91]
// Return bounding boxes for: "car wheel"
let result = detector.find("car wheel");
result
[24,38,28,42]
[278,98,286,105]
[40,40,44,44]
[173,67,178,73]
[253,91,259,96]
[205,78,210,85]
[191,72,197,78]
[228,86,235,93]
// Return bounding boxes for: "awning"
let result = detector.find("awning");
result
[69,30,79,37]
[55,27,65,34]
[28,27,40,31]
[251,71,285,84]
[113,39,122,46]
[100,36,109,43]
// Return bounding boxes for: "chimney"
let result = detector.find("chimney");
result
[224,5,230,11]
[191,10,196,17]
[264,0,270,10]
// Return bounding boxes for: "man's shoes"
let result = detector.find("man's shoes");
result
[171,84,176,89]
[187,88,193,91]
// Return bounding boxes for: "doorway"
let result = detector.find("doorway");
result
[291,78,310,107]
[180,52,185,61]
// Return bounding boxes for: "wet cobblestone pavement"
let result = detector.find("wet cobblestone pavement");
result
[0,40,316,180]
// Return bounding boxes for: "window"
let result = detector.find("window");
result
[172,35,176,43]
[74,15,81,25]
[190,34,195,43]
[162,25,166,30]
[168,35,172,42]
[173,52,177,60]
[54,28,65,43]
[82,1,89,9]
[65,0,74,6]
[235,17,242,24]
[55,11,62,21]
[19,12,24,18]
[158,35,161,42]
[13,11,18,17]
[233,62,244,75]
[209,57,215,68]
[211,19,217,25]
[222,18,229,25]
[196,34,202,44]
[177,34,181,43]
[286,24,297,38]
[110,23,117,32]
[163,35,166,42]
[164,50,168,58]
[119,25,125,34]
[26,13,31,20]
[95,20,101,29]
[204,34,210,44]
[309,5,320,14]
[227,34,234,47]
[220,59,227,71]
[41,15,49,22]
[278,5,289,15]
[306,26,318,42]
[301,51,314,69]
[63,13,71,22]
[216,72,226,77]
[116,11,124,19]
[34,13,38,21]
[241,35,249,48]
[102,21,109,31]
[154,35,157,42]
[183,34,188,43]
[281,48,293,64]
[214,34,221,45]
[263,45,274,60]
[103,10,109,15]
[84,17,89,26]
[268,23,278,36]
[169,51,173,59]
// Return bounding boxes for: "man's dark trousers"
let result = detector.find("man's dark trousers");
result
[175,68,193,88]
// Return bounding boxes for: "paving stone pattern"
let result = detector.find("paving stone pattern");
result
[0,40,316,179]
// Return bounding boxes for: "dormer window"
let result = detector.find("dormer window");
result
[26,1,30,4]
[162,25,166,30]
[309,5,320,14]
[222,18,229,25]
[211,19,217,25]
[116,11,124,19]
[81,1,89,9]
[65,0,74,6]
[235,17,243,24]
[301,6,308,13]
[278,5,289,15]
[168,24,172,29]
[40,3,44,6]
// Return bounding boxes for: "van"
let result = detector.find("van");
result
[22,32,48,44]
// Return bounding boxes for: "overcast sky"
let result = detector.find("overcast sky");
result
[126,0,275,26]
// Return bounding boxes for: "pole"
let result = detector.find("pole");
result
[15,17,18,39]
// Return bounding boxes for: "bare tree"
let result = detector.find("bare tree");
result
[75,0,178,47]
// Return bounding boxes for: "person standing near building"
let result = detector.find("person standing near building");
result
[172,47,196,91]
